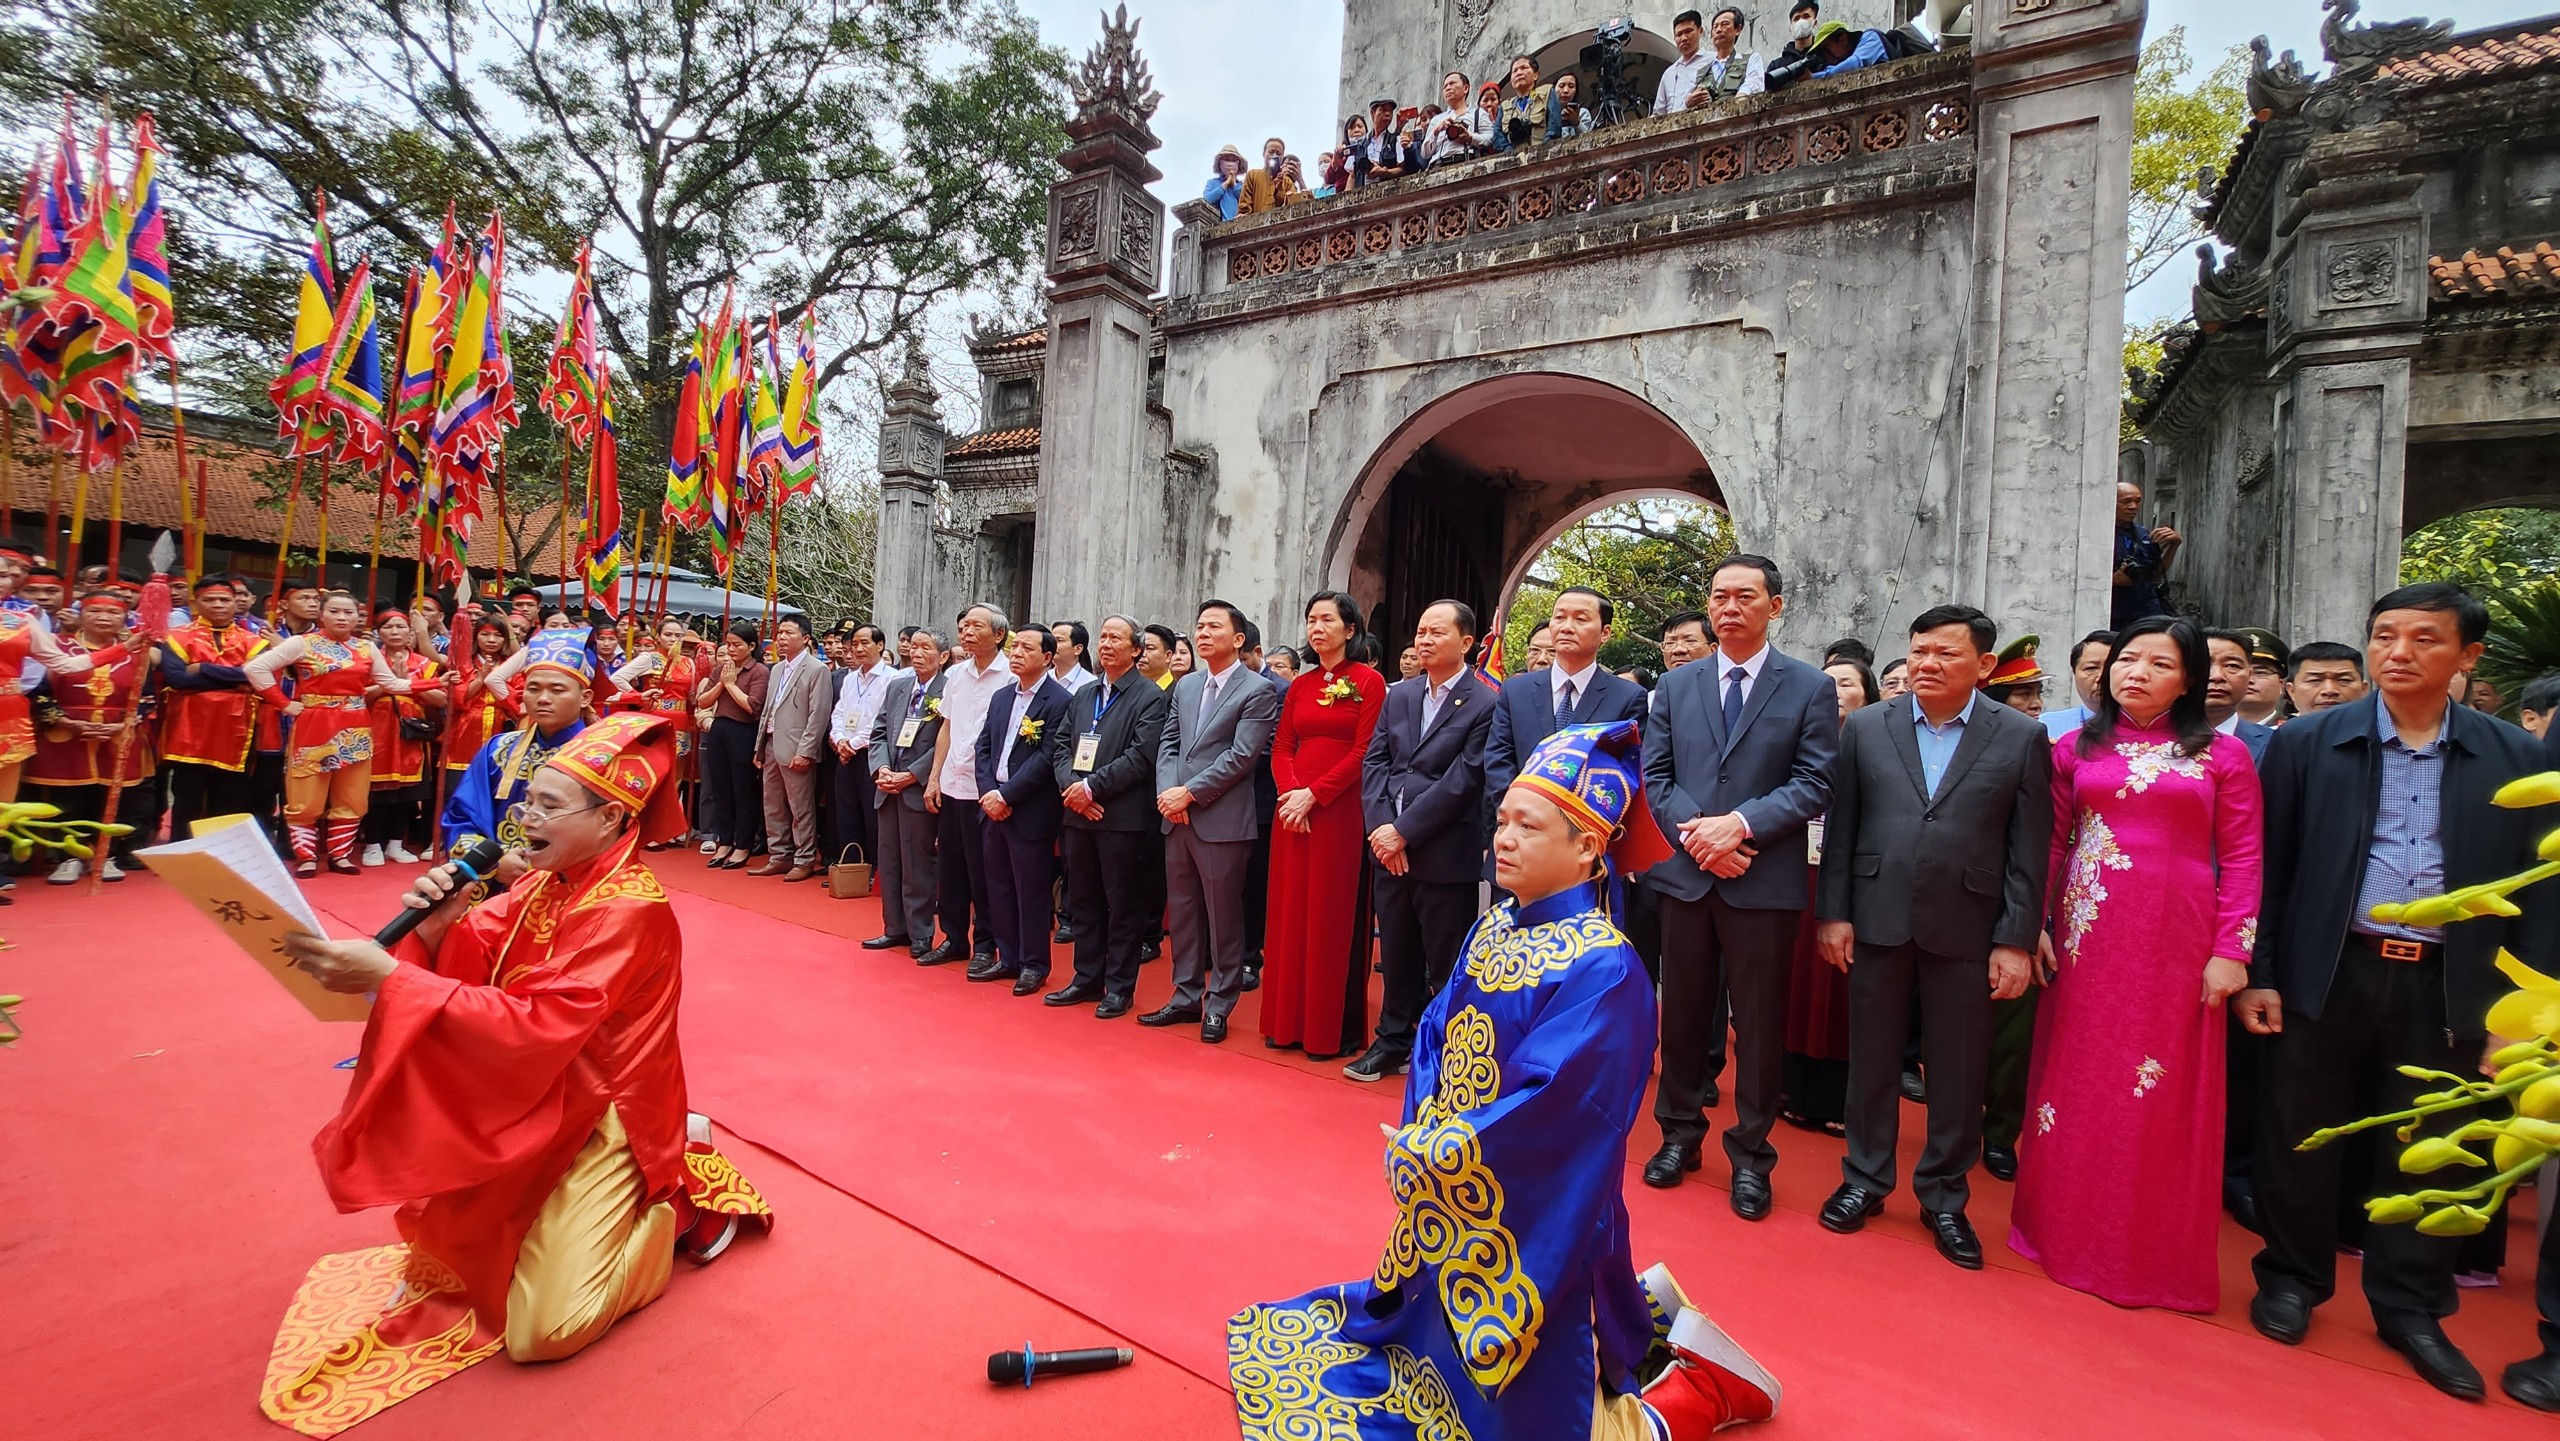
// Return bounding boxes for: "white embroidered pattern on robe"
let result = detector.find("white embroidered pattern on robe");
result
[2036,1102,2056,1135]
[2133,1056,2165,1097]
[2113,741,2209,797]
[2060,812,2133,958]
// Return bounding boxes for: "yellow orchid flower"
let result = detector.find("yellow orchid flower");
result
[2487,949,2560,1044]
[2398,1136,2486,1173]
[2494,771,2560,808]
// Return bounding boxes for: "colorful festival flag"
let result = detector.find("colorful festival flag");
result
[388,266,438,508]
[124,113,175,357]
[744,310,787,504]
[778,307,822,500]
[269,196,339,456]
[541,240,605,446]
[585,386,622,614]
[661,324,706,529]
[316,258,386,469]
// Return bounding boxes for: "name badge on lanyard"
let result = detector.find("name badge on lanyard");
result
[1075,680,1117,772]
[897,718,921,748]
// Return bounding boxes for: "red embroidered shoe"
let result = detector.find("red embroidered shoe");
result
[1640,1306,1781,1435]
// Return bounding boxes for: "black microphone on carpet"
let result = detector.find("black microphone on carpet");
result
[373,838,510,949]
[986,1344,1135,1387]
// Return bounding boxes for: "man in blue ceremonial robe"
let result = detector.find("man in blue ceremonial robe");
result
[442,626,594,875]
[1229,721,1780,1439]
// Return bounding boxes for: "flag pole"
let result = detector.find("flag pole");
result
[364,481,388,614]
[167,354,193,581]
[191,458,210,582]
[1,402,15,542]
[66,462,91,570]
[103,455,125,572]
[491,443,514,577]
[313,458,333,585]
[271,454,307,603]
[44,453,65,571]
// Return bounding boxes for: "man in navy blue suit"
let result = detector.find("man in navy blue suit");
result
[2205,629,2280,765]
[971,625,1073,993]
[1346,598,1497,1083]
[1482,586,1650,851]
[1640,554,1835,1220]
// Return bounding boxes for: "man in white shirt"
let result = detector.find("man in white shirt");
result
[921,604,1015,965]
[1049,620,1097,695]
[1422,70,1493,167]
[1653,9,1714,117]
[828,623,908,881]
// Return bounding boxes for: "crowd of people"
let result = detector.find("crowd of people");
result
[1203,2,1927,212]
[13,509,2560,1409]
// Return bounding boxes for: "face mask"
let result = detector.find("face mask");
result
[1793,17,1816,40]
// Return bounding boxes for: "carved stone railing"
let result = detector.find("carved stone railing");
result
[1170,52,1976,320]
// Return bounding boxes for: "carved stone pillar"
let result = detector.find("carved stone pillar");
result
[872,336,946,634]
[2266,121,2427,644]
[1029,5,1174,627]
[1955,0,2146,654]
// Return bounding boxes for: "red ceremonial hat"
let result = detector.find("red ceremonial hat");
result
[546,711,686,845]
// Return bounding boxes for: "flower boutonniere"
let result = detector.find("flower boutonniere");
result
[1317,674,1359,707]
[1018,716,1046,743]
[922,695,943,719]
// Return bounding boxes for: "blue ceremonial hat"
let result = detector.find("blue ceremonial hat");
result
[1513,720,1643,839]
[522,625,600,687]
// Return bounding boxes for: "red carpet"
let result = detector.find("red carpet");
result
[5,859,2547,1438]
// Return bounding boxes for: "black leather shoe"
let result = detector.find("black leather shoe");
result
[861,934,911,951]
[909,943,931,960]
[1095,993,1134,1020]
[965,956,1021,983]
[1200,1015,1229,1044]
[1922,1209,1983,1270]
[1818,1183,1885,1234]
[2381,1322,2485,1401]
[1241,963,1262,993]
[972,944,997,965]
[1641,1141,1702,1189]
[1982,1144,2018,1182]
[1899,1067,1927,1103]
[1139,1003,1202,1028]
[1011,972,1046,996]
[1045,981,1105,1007]
[1053,924,1075,944]
[916,941,963,966]
[2503,1350,2560,1411]
[1701,1078,1721,1108]
[1341,1045,1410,1083]
[2248,1289,2310,1346]
[2223,1182,2262,1236]
[1730,1169,1773,1221]
[1138,939,1161,962]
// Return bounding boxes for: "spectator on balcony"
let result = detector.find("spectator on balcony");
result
[1654,9,1716,118]
[1551,72,1596,136]
[1765,0,1823,89]
[1242,136,1307,214]
[1689,7,1768,105]
[1323,113,1366,192]
[1422,70,1494,167]
[1495,57,1555,150]
[1312,150,1339,196]
[1803,20,1889,81]
[1203,144,1249,221]
[1351,96,1415,188]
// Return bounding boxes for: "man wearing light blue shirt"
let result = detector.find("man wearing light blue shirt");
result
[2042,630,2115,741]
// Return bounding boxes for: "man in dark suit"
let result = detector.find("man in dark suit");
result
[2206,628,2280,764]
[863,629,945,958]
[1346,598,1494,1083]
[970,626,1073,993]
[1145,601,1281,1044]
[1640,555,1834,1222]
[2240,582,2554,1401]
[1813,604,2053,1268]
[1046,615,1170,1018]
[1483,586,1649,851]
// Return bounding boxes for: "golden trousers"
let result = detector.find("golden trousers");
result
[284,763,373,824]
[503,1106,675,1363]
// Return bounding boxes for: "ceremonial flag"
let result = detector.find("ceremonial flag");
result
[37,124,142,461]
[661,324,706,528]
[269,196,339,456]
[584,386,622,614]
[1480,632,1505,683]
[479,213,517,432]
[38,102,83,278]
[743,311,786,505]
[317,258,386,469]
[2,158,51,417]
[778,306,822,500]
[701,295,743,579]
[541,240,604,446]
[388,267,436,507]
[431,223,499,475]
[124,113,174,357]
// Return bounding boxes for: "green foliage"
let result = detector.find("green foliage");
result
[2121,314,2173,442]
[1502,500,1734,672]
[2478,583,2560,710]
[2128,28,2248,293]
[2400,508,2560,591]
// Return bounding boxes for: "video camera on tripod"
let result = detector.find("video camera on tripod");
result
[1578,15,1645,128]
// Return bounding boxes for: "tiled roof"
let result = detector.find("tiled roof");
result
[946,426,1041,459]
[972,328,1047,353]
[4,414,567,575]
[2431,242,2560,301]
[2380,25,2560,90]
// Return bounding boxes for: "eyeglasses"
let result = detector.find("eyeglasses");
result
[518,797,609,823]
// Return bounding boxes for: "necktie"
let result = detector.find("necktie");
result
[1201,673,1221,725]
[1555,678,1577,730]
[1723,666,1745,735]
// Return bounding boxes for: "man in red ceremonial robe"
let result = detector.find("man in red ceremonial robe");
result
[27,584,159,882]
[268,711,770,1438]
[157,574,268,835]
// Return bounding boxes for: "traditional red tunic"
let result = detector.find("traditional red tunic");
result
[366,650,443,787]
[159,618,267,771]
[0,609,99,765]
[444,674,523,773]
[27,640,154,787]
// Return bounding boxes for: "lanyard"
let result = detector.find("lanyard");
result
[1089,676,1118,732]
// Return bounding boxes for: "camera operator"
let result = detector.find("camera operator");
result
[1765,0,1823,88]
[1687,7,1767,106]
[1769,12,1897,90]
[1496,55,1553,151]
[1351,95,1413,188]
[1420,71,1494,168]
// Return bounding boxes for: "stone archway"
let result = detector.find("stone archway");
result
[1328,374,1720,656]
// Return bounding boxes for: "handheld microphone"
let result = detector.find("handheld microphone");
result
[986,1344,1134,1387]
[373,838,509,948]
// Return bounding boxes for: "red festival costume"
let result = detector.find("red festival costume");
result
[0,610,106,788]
[366,650,443,787]
[27,640,155,789]
[261,713,771,1438]
[159,616,267,773]
[444,673,523,773]
[1259,660,1385,1054]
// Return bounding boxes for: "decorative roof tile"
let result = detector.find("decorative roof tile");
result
[2380,25,2560,90]
[972,328,1048,354]
[946,426,1041,458]
[2431,243,2560,301]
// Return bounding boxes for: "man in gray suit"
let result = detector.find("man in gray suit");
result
[1641,554,1835,1222]
[862,629,946,958]
[1143,599,1281,1044]
[753,614,832,880]
[1814,603,2053,1270]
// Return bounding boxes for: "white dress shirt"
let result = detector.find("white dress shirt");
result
[994,679,1040,783]
[1052,662,1097,695]
[1711,642,1772,708]
[828,659,907,750]
[1655,50,1712,115]
[936,652,1011,800]
[1549,658,1602,722]
[1420,669,1461,735]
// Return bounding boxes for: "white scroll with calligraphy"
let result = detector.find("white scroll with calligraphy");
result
[135,817,371,1022]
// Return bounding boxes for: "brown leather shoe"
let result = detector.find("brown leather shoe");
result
[784,865,816,882]
[748,858,793,877]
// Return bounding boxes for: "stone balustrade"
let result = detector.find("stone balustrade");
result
[1169,51,1976,323]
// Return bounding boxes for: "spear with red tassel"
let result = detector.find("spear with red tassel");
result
[91,534,176,892]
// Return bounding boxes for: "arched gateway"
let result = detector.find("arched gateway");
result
[874,0,2147,660]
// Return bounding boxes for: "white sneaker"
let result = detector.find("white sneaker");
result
[46,858,83,885]
[699,837,720,855]
[361,844,385,867]
[100,858,123,882]
[385,841,418,864]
